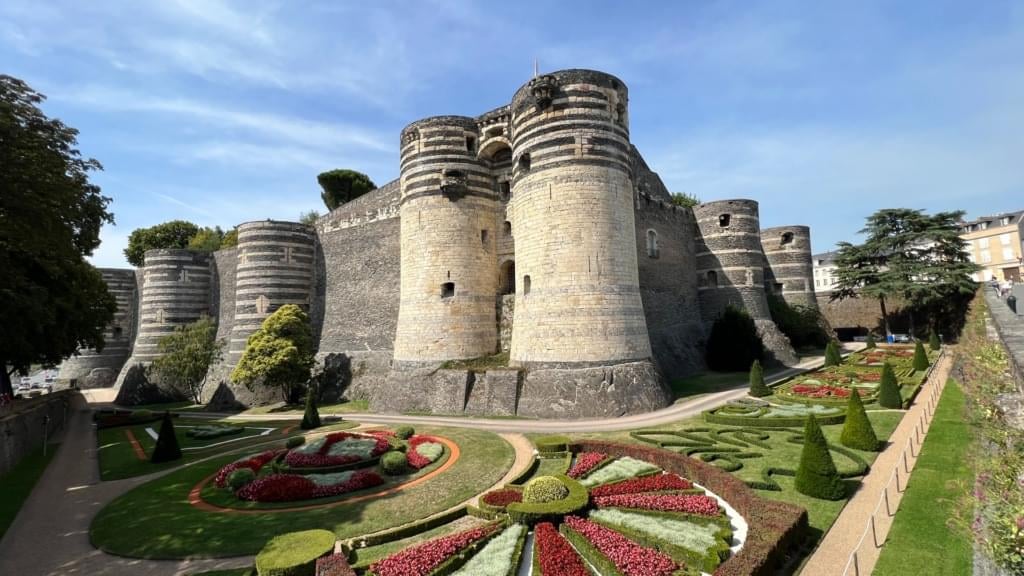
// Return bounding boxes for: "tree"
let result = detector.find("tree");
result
[231,304,315,402]
[301,383,322,429]
[670,192,700,208]
[0,75,117,397]
[928,329,941,351]
[878,362,902,408]
[912,340,929,371]
[840,389,879,451]
[865,332,876,349]
[146,317,224,404]
[317,169,376,210]
[767,293,830,349]
[705,306,764,371]
[221,228,239,249]
[748,360,771,397]
[150,412,182,463]
[299,210,320,226]
[794,415,846,500]
[187,226,224,252]
[124,220,200,267]
[824,340,842,367]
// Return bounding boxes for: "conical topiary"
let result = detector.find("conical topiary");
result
[795,415,846,500]
[877,362,902,409]
[824,340,842,367]
[840,389,879,451]
[749,360,772,397]
[928,330,940,352]
[864,333,876,349]
[150,411,182,463]
[912,340,929,371]
[301,385,321,430]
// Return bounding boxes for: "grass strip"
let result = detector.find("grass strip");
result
[0,443,59,538]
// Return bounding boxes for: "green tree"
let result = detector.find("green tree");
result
[301,383,321,430]
[299,210,320,226]
[670,192,700,208]
[748,359,771,397]
[231,304,315,402]
[878,362,902,408]
[840,390,879,451]
[146,317,224,404]
[767,293,830,349]
[795,415,846,500]
[150,412,182,463]
[317,169,376,210]
[928,329,941,351]
[824,340,842,367]
[187,226,224,252]
[221,228,239,249]
[865,332,876,349]
[124,220,200,267]
[913,340,929,371]
[0,75,117,397]
[705,306,764,371]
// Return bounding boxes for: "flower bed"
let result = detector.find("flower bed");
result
[579,457,661,487]
[406,436,444,470]
[567,452,609,479]
[368,523,498,576]
[237,469,384,502]
[480,489,522,508]
[214,450,283,488]
[590,473,693,497]
[563,515,679,576]
[450,524,525,576]
[594,493,721,516]
[788,384,858,398]
[533,522,589,576]
[284,432,389,468]
[589,508,732,572]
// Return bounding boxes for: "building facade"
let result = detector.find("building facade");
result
[960,211,1024,282]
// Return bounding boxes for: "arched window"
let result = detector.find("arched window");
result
[646,229,659,258]
[504,221,512,237]
[718,214,731,227]
[523,275,531,295]
[706,270,718,288]
[500,261,516,295]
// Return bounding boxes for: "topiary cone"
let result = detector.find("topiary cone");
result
[840,388,880,451]
[877,362,902,409]
[824,340,842,367]
[795,415,846,500]
[912,340,929,371]
[150,411,182,463]
[301,384,321,430]
[748,360,772,397]
[928,330,940,351]
[865,333,876,349]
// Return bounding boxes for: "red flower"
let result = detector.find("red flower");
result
[236,469,384,502]
[593,493,720,516]
[480,489,522,508]
[790,384,858,398]
[283,432,389,468]
[369,524,497,576]
[214,450,283,488]
[567,452,608,479]
[534,522,590,576]
[564,516,679,576]
[406,436,441,470]
[590,473,693,497]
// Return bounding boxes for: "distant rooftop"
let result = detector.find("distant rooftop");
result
[960,210,1023,232]
[812,250,839,266]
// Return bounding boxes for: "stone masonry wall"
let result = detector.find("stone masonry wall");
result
[0,391,72,476]
[760,225,817,309]
[57,268,137,388]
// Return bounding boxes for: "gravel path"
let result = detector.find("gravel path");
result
[799,352,953,576]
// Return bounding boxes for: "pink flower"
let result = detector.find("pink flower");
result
[593,493,720,516]
[567,452,608,479]
[564,516,679,576]
[369,524,497,576]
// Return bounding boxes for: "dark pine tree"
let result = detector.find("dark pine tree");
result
[301,384,322,430]
[840,389,880,451]
[877,362,903,409]
[795,415,846,500]
[748,360,772,397]
[913,340,929,371]
[150,412,182,463]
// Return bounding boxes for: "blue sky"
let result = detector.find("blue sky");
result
[3,0,1021,268]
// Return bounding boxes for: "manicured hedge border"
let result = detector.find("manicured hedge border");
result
[340,505,468,553]
[703,410,845,428]
[506,475,588,525]
[533,435,570,454]
[570,440,808,576]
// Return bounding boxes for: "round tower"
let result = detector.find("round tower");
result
[693,199,770,321]
[392,116,500,363]
[227,220,316,365]
[57,268,137,388]
[507,69,651,365]
[760,225,818,309]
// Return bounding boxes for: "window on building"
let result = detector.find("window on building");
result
[718,214,731,227]
[503,221,512,237]
[706,270,718,288]
[1001,217,1011,226]
[441,282,455,299]
[466,136,476,153]
[500,261,516,295]
[481,229,489,246]
[113,326,123,339]
[518,153,531,171]
[646,229,659,258]
[523,275,531,295]
[980,237,990,249]
[780,232,794,245]
[500,181,511,201]
[981,222,989,230]
[981,250,992,263]
[1003,247,1015,261]
[1001,233,1011,246]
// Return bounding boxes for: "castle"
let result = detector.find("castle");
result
[59,69,818,418]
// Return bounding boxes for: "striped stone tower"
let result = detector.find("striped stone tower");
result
[507,69,652,366]
[693,199,771,321]
[57,268,137,388]
[226,220,316,366]
[392,116,501,364]
[760,225,818,309]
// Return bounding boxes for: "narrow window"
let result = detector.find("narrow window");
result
[518,153,531,171]
[781,232,794,245]
[500,181,511,201]
[523,275,531,295]
[466,136,476,153]
[503,221,512,237]
[500,261,516,295]
[706,270,718,288]
[718,214,731,227]
[646,229,659,258]
[441,282,455,299]
[113,326,123,339]
[481,229,489,246]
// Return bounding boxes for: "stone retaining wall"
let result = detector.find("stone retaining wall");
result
[0,390,72,476]
[984,289,1024,393]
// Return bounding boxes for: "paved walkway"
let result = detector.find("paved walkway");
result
[800,352,953,576]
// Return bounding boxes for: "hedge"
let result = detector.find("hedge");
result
[570,440,807,576]
[342,506,468,550]
[533,435,570,454]
[380,451,407,475]
[255,529,336,576]
[749,360,772,398]
[794,416,846,500]
[506,475,588,525]
[703,408,845,428]
[912,341,929,371]
[840,389,880,451]
[877,362,902,409]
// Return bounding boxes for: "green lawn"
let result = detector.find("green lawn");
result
[90,426,514,559]
[874,379,973,575]
[0,443,59,538]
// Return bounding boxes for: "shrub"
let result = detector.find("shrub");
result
[255,529,336,576]
[748,359,771,397]
[523,476,569,503]
[913,340,929,371]
[150,412,182,463]
[287,436,306,449]
[380,451,408,476]
[507,475,589,525]
[824,340,842,367]
[767,292,830,349]
[533,435,569,454]
[228,468,256,490]
[865,332,876,349]
[877,362,902,409]
[706,306,764,371]
[794,415,846,500]
[301,386,322,430]
[394,425,415,440]
[840,388,880,451]
[928,329,941,351]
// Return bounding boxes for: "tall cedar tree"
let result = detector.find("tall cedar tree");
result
[0,75,116,397]
[912,340,929,371]
[840,389,880,451]
[317,169,376,210]
[824,340,842,367]
[150,412,182,463]
[830,209,978,338]
[301,384,322,429]
[147,317,224,404]
[795,415,846,500]
[231,304,315,402]
[878,362,902,409]
[749,360,771,397]
[123,220,200,267]
[706,306,764,371]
